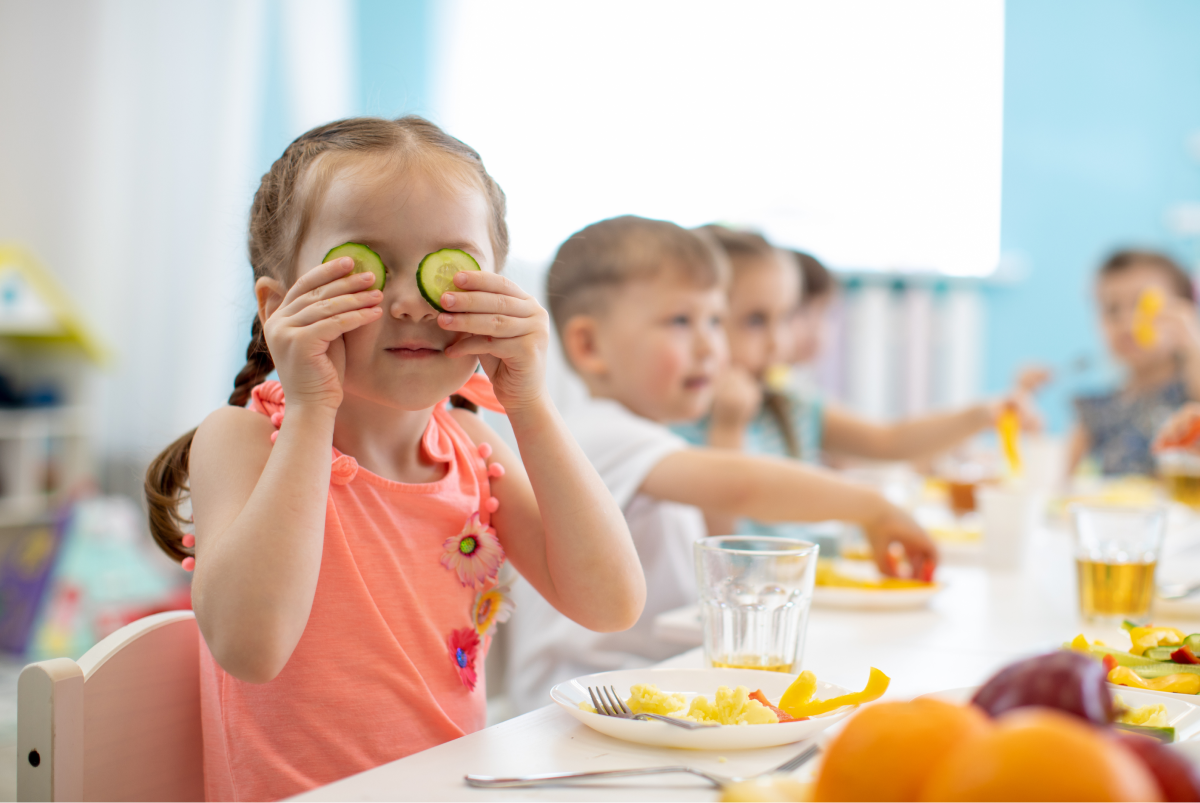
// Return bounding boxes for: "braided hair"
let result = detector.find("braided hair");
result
[145,116,508,563]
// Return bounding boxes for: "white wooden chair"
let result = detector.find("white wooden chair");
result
[17,610,204,801]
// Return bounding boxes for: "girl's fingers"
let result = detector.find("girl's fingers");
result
[444,334,531,360]
[437,311,540,339]
[308,306,384,342]
[439,288,539,318]
[286,289,383,327]
[280,257,358,306]
[449,270,532,300]
[280,271,378,318]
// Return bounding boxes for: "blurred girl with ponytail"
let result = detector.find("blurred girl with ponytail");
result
[144,116,643,801]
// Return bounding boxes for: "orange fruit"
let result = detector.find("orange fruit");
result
[814,699,993,801]
[919,708,1163,802]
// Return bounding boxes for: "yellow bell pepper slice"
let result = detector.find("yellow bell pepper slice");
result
[1109,665,1200,695]
[1128,626,1185,656]
[1070,634,1091,652]
[997,405,1022,476]
[1132,287,1165,348]
[781,667,890,718]
[779,670,817,713]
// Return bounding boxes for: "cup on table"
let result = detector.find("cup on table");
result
[1071,504,1166,623]
[978,483,1038,571]
[693,535,818,673]
[1157,449,1200,508]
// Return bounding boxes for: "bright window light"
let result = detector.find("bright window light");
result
[432,0,1004,276]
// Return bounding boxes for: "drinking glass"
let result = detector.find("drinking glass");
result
[694,535,818,672]
[1158,450,1200,508]
[1071,504,1166,623]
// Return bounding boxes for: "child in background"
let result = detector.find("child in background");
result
[1070,249,1200,476]
[676,229,1039,539]
[506,215,935,713]
[144,117,643,800]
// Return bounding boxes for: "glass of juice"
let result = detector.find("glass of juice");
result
[694,535,818,672]
[1071,504,1166,623]
[1157,449,1200,508]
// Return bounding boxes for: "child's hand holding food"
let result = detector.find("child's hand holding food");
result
[436,270,550,413]
[711,367,763,432]
[862,503,937,582]
[1153,402,1200,453]
[258,256,385,412]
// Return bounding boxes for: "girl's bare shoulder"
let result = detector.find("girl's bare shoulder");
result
[191,405,275,477]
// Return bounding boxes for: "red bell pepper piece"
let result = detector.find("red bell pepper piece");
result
[749,689,805,723]
[1171,646,1200,664]
[1103,654,1119,673]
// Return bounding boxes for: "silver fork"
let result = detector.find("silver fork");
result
[588,685,718,730]
[465,742,820,788]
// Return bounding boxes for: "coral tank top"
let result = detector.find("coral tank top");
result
[198,376,509,801]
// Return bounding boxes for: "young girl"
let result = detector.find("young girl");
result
[676,228,1037,538]
[144,117,643,801]
[1070,249,1200,475]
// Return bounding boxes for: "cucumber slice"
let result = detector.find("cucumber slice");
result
[1081,646,1161,667]
[417,249,480,312]
[1131,662,1200,678]
[1113,723,1175,743]
[324,242,386,291]
[1186,634,1200,651]
[1145,647,1178,661]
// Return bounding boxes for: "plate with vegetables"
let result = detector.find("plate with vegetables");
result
[1070,623,1200,700]
[551,666,889,749]
[812,560,941,610]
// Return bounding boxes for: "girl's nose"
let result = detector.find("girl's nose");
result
[387,273,439,321]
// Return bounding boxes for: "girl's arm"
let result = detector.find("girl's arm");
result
[437,270,644,633]
[821,403,997,461]
[640,448,937,579]
[191,259,384,683]
[451,408,644,632]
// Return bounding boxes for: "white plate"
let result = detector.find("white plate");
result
[551,668,855,750]
[813,584,941,611]
[918,686,1200,741]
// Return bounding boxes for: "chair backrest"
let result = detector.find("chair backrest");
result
[18,610,203,802]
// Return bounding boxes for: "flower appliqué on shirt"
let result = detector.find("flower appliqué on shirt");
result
[447,627,480,690]
[472,583,515,637]
[441,511,505,589]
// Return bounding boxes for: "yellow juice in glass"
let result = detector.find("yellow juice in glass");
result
[710,656,795,673]
[1076,559,1156,619]
[1164,473,1200,508]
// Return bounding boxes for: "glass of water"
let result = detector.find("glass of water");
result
[694,535,819,672]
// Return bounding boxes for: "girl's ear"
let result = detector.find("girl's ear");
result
[255,277,286,325]
[562,315,607,378]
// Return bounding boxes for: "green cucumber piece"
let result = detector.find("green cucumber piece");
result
[417,249,481,312]
[1145,647,1179,661]
[1131,662,1200,678]
[1079,646,1161,667]
[1186,634,1200,651]
[324,242,386,291]
[1113,723,1175,743]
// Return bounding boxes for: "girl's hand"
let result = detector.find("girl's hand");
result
[259,258,384,411]
[437,271,549,413]
[862,503,938,581]
[1154,402,1200,453]
[711,367,763,430]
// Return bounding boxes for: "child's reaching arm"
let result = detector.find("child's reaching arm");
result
[437,270,646,632]
[640,448,937,580]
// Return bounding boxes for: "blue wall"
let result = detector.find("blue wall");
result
[988,0,1200,432]
[357,0,434,119]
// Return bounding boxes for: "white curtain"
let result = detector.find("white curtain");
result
[0,0,355,489]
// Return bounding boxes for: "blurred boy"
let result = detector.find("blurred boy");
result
[506,216,935,713]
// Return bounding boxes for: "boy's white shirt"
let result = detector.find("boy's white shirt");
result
[506,395,706,714]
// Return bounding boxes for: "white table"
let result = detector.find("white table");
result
[295,521,1200,802]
